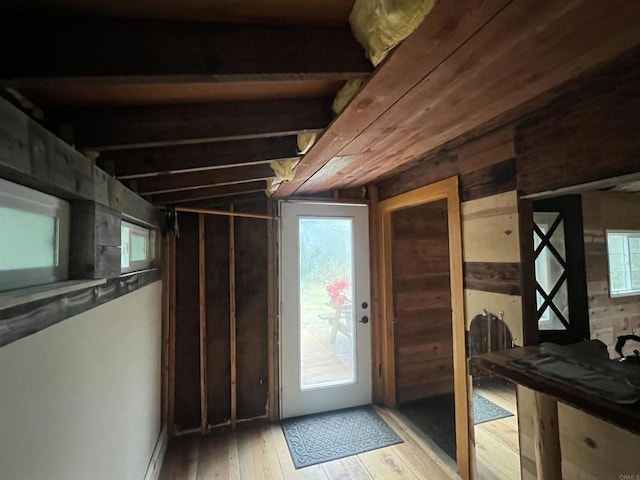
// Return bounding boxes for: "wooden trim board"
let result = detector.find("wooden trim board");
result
[377,176,471,480]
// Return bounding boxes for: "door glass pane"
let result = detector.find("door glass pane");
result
[0,206,57,270]
[299,217,355,389]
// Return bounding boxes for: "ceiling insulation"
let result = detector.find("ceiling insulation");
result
[349,0,435,66]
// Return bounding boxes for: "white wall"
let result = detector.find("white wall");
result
[0,282,163,480]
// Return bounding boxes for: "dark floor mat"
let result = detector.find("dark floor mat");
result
[398,392,515,461]
[280,405,403,469]
[398,393,457,461]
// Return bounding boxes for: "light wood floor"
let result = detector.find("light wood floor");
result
[159,407,461,480]
[473,379,521,480]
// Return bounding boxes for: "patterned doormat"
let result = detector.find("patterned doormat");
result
[473,392,513,425]
[281,405,403,469]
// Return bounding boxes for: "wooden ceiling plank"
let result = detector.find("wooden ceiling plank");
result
[298,0,640,193]
[105,136,300,179]
[148,181,266,205]
[136,164,275,195]
[0,14,371,83]
[48,98,333,151]
[272,0,511,198]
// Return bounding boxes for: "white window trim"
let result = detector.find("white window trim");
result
[606,229,640,298]
[0,178,69,291]
[121,220,154,274]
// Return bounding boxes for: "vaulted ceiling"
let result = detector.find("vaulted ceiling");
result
[2,0,640,207]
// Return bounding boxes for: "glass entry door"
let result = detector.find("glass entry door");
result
[280,202,371,419]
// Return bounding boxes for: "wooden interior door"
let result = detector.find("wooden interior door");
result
[391,199,454,404]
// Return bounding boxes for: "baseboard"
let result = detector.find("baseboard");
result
[144,425,168,480]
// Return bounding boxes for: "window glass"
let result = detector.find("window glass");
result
[0,178,69,291]
[607,231,640,297]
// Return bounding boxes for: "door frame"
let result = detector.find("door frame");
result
[376,176,471,480]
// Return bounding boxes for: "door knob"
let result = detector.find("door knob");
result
[360,316,369,324]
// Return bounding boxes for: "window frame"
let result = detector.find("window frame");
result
[120,220,156,274]
[0,178,70,291]
[606,229,640,298]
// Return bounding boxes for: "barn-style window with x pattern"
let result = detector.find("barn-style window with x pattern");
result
[534,212,570,330]
[532,196,589,344]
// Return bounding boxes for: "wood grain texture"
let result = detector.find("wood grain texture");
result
[275,0,511,197]
[0,97,158,227]
[2,14,370,80]
[377,127,515,202]
[291,0,640,194]
[229,207,237,428]
[462,190,520,264]
[516,52,640,196]
[107,136,299,180]
[160,407,461,480]
[149,181,266,205]
[582,191,640,358]
[464,289,523,347]
[198,214,208,434]
[464,262,521,296]
[234,201,269,420]
[392,200,454,403]
[533,393,561,480]
[48,98,333,151]
[460,159,516,203]
[377,178,470,479]
[135,164,275,195]
[0,269,160,348]
[204,215,231,427]
[174,213,202,432]
[69,201,122,279]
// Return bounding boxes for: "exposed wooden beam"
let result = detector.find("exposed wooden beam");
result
[104,136,300,180]
[148,181,266,205]
[174,206,278,222]
[135,164,274,195]
[0,14,371,85]
[46,97,333,151]
[175,192,267,210]
[0,97,159,227]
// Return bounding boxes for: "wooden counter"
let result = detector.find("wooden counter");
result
[470,346,640,436]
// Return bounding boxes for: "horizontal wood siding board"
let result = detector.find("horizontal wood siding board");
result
[463,262,521,295]
[0,269,161,348]
[460,158,516,202]
[378,154,458,200]
[516,51,640,196]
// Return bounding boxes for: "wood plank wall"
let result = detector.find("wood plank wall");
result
[173,200,270,433]
[391,200,453,404]
[378,125,524,343]
[375,52,640,480]
[581,191,640,358]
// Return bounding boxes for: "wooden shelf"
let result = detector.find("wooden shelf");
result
[470,346,640,436]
